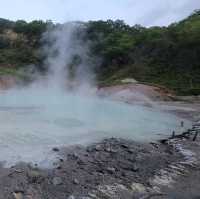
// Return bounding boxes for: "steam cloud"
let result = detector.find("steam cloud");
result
[41,23,95,93]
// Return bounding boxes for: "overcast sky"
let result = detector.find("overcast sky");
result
[1,0,200,26]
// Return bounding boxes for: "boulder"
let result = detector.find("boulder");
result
[131,182,146,194]
[27,170,44,184]
[52,177,63,186]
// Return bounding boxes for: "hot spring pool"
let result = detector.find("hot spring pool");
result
[0,90,191,167]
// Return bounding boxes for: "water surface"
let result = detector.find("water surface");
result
[0,90,190,167]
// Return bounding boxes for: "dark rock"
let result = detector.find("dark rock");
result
[106,167,116,174]
[150,142,159,148]
[120,144,129,149]
[56,166,62,170]
[121,171,126,177]
[105,147,117,153]
[77,159,85,165]
[52,147,59,152]
[73,178,79,185]
[159,139,168,144]
[127,149,134,154]
[72,152,79,159]
[131,164,139,172]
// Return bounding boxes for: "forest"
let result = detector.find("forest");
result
[0,10,200,95]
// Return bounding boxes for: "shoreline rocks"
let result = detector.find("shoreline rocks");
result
[0,136,198,198]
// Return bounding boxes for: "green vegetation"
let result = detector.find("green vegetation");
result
[0,18,48,69]
[0,11,200,95]
[85,11,200,95]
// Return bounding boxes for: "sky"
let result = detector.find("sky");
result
[1,0,200,26]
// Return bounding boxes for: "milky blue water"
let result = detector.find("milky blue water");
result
[0,89,190,167]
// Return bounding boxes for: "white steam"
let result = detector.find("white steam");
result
[41,23,95,93]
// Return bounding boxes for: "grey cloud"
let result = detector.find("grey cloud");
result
[0,0,199,26]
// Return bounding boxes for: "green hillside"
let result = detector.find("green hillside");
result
[0,10,200,95]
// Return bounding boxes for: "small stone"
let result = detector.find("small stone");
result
[68,195,75,199]
[121,171,126,177]
[73,178,79,185]
[56,166,62,170]
[88,193,97,198]
[52,177,63,185]
[77,159,85,165]
[95,145,102,151]
[72,152,79,158]
[131,183,146,194]
[105,147,117,153]
[13,191,24,199]
[14,169,23,173]
[105,147,112,152]
[127,149,134,154]
[52,147,59,152]
[110,148,118,153]
[120,144,129,149]
[27,170,44,184]
[150,142,159,148]
[131,164,139,172]
[106,167,116,174]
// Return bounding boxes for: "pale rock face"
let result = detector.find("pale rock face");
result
[52,177,63,185]
[131,182,147,193]
[121,78,138,84]
[13,192,24,199]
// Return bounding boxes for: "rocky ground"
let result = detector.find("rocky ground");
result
[161,140,200,199]
[0,122,199,199]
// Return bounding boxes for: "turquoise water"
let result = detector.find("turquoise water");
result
[0,89,190,167]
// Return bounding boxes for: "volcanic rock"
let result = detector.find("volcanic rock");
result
[131,182,146,194]
[52,147,60,152]
[132,164,139,172]
[52,177,63,185]
[106,167,116,174]
[67,195,75,199]
[13,191,24,199]
[73,178,79,185]
[27,170,44,184]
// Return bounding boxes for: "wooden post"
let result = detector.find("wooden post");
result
[181,121,184,128]
[193,131,199,141]
[172,131,175,138]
